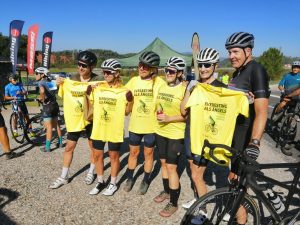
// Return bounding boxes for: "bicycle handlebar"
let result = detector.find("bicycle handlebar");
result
[202,139,265,191]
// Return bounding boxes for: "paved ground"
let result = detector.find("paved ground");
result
[0,92,299,224]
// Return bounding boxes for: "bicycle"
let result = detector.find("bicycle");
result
[25,99,65,146]
[269,100,300,156]
[8,99,30,144]
[181,139,300,225]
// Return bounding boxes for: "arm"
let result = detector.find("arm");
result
[37,86,46,102]
[250,98,269,142]
[180,89,190,116]
[125,101,133,116]
[286,87,300,98]
[157,113,186,123]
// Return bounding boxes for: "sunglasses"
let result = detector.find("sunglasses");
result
[198,63,213,68]
[164,68,177,75]
[35,72,44,76]
[77,62,88,68]
[103,70,116,75]
[138,63,151,70]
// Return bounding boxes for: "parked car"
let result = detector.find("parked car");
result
[50,72,71,80]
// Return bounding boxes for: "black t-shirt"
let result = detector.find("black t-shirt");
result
[70,72,101,82]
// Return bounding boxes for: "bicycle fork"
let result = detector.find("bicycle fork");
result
[287,209,300,225]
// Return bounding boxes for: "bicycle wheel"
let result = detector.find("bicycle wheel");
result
[25,115,46,146]
[9,112,25,143]
[279,114,297,146]
[181,187,260,225]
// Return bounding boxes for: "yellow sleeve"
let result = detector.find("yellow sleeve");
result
[185,86,199,109]
[58,83,64,98]
[125,77,134,91]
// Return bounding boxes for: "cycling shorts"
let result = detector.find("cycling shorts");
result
[67,124,93,142]
[0,113,5,128]
[42,101,59,120]
[15,101,28,115]
[129,131,155,148]
[155,134,183,165]
[92,140,121,151]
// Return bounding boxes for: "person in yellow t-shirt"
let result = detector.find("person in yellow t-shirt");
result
[152,57,186,217]
[49,50,102,189]
[87,59,133,196]
[180,48,227,214]
[124,51,165,195]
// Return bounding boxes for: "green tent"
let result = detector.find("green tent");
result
[117,38,192,68]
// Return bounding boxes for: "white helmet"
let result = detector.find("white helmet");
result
[197,48,220,64]
[166,57,186,71]
[292,61,300,67]
[101,59,121,71]
[35,67,50,76]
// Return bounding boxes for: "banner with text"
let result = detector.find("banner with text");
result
[27,24,39,75]
[42,31,53,69]
[9,20,24,74]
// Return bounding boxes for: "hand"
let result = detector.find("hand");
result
[86,85,92,95]
[245,144,260,161]
[283,95,291,102]
[56,77,65,85]
[157,113,169,122]
[126,91,133,102]
[246,91,255,104]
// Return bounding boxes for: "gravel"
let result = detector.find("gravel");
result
[0,107,298,225]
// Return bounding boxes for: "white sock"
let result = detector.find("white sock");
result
[111,176,117,185]
[61,167,69,179]
[97,175,104,183]
[88,163,95,174]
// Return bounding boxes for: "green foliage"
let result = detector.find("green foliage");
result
[257,48,284,81]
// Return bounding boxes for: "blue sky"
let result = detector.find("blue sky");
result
[1,0,299,57]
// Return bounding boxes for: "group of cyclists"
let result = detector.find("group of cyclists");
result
[0,31,274,224]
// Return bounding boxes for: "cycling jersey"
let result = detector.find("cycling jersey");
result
[228,60,270,152]
[38,80,57,105]
[278,72,300,95]
[155,82,186,139]
[126,76,165,134]
[5,83,26,100]
[90,85,128,143]
[186,83,249,165]
[58,79,99,132]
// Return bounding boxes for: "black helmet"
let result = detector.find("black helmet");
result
[225,32,254,49]
[77,50,97,66]
[139,51,160,68]
[8,72,18,80]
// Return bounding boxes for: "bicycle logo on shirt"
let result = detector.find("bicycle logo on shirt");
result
[137,99,150,114]
[75,100,83,113]
[100,108,111,122]
[205,115,218,135]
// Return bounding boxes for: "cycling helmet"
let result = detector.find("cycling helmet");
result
[77,50,97,66]
[292,61,300,67]
[197,48,220,64]
[139,51,160,68]
[35,67,50,76]
[225,32,254,49]
[101,59,122,71]
[166,57,186,71]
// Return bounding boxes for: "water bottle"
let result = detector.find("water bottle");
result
[266,189,285,214]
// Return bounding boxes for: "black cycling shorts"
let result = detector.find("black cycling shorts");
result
[67,124,93,142]
[129,131,155,148]
[155,134,183,165]
[92,140,121,151]
[42,102,59,119]
[0,113,5,128]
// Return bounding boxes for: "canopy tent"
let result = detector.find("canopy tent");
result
[117,38,192,68]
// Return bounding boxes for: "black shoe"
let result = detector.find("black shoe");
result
[6,152,20,160]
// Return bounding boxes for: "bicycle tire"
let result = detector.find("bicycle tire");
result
[279,113,297,147]
[24,115,46,146]
[9,112,25,143]
[181,187,260,225]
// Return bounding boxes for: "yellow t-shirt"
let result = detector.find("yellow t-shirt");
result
[90,85,128,142]
[155,82,186,139]
[58,79,99,132]
[126,76,165,134]
[186,83,249,166]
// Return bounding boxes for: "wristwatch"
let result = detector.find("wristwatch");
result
[250,139,260,146]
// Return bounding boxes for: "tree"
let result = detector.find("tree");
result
[257,48,284,81]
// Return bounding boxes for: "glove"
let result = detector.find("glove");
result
[187,80,198,92]
[86,85,92,95]
[126,91,133,102]
[245,144,260,161]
